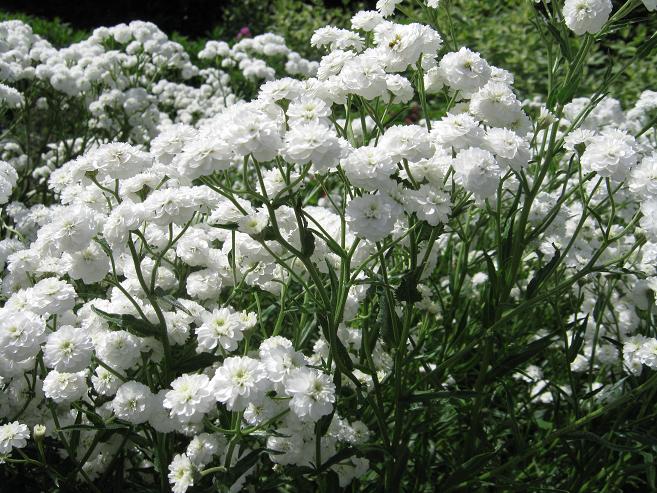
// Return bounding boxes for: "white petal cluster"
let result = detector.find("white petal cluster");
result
[0,421,29,455]
[0,160,18,204]
[580,129,638,182]
[43,325,93,372]
[112,381,154,424]
[346,194,402,242]
[43,370,88,403]
[563,0,613,35]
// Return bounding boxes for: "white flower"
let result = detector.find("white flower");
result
[186,269,223,301]
[186,433,224,467]
[423,66,445,94]
[260,337,307,383]
[339,53,388,100]
[43,325,93,372]
[151,124,196,165]
[351,11,385,31]
[90,142,152,180]
[341,146,397,190]
[403,185,450,226]
[373,22,442,73]
[112,381,154,424]
[407,147,452,186]
[484,128,531,171]
[311,27,364,52]
[346,194,402,242]
[623,335,648,375]
[642,0,657,11]
[0,84,24,109]
[0,310,46,361]
[580,129,638,182]
[438,47,491,96]
[168,454,195,493]
[222,103,284,161]
[452,148,503,199]
[211,356,269,411]
[630,154,657,200]
[65,243,111,284]
[0,422,29,454]
[149,390,179,434]
[164,373,215,424]
[285,368,336,422]
[28,278,77,316]
[378,124,433,163]
[470,81,524,128]
[564,128,596,152]
[258,78,303,101]
[563,0,612,35]
[384,74,414,103]
[287,97,332,126]
[282,121,349,172]
[43,370,88,403]
[376,0,404,17]
[237,209,269,235]
[431,113,484,151]
[0,160,18,205]
[196,307,244,353]
[637,338,657,370]
[244,397,287,425]
[103,201,144,247]
[91,366,121,396]
[317,50,356,81]
[95,330,142,370]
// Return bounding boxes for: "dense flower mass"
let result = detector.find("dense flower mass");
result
[1,0,657,491]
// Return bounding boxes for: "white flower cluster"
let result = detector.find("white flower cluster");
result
[199,32,318,81]
[0,0,656,491]
[623,335,657,375]
[0,19,324,201]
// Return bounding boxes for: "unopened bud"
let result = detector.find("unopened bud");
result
[33,424,47,441]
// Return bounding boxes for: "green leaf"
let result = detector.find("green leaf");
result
[318,446,357,473]
[294,200,315,258]
[94,236,113,257]
[72,402,106,428]
[526,246,561,299]
[251,225,277,242]
[323,470,341,492]
[228,448,265,483]
[325,260,339,301]
[544,20,572,61]
[90,305,158,337]
[333,336,355,373]
[172,353,221,373]
[564,431,643,453]
[482,251,499,325]
[442,449,498,488]
[300,226,315,258]
[154,287,192,315]
[403,390,480,402]
[396,270,422,304]
[376,289,397,347]
[486,331,558,382]
[59,423,128,432]
[316,407,336,443]
[567,329,585,363]
[310,227,344,259]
